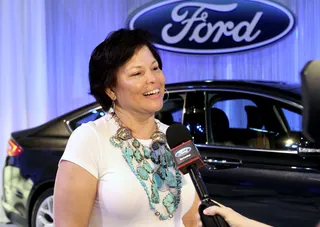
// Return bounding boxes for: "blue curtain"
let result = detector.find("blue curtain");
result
[0,0,47,221]
[1,0,320,222]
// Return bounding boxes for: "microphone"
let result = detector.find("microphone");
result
[166,123,229,227]
[301,60,320,145]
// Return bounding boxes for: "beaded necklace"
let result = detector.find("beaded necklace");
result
[109,112,182,220]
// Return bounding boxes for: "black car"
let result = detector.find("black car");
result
[2,80,320,227]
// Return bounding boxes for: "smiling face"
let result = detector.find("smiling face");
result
[107,45,165,118]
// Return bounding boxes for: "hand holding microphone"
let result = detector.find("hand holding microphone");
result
[166,123,229,227]
[197,203,272,227]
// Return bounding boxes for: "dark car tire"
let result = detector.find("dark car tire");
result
[31,188,54,227]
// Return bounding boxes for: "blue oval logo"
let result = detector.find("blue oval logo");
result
[175,147,192,158]
[127,0,295,54]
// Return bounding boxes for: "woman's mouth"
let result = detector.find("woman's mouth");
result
[143,89,160,96]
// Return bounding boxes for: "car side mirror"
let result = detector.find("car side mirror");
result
[299,60,320,156]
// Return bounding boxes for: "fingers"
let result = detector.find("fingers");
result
[203,205,230,220]
[198,206,226,227]
[203,205,221,215]
[196,200,228,226]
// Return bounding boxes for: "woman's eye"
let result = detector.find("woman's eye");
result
[133,72,141,76]
[153,67,159,71]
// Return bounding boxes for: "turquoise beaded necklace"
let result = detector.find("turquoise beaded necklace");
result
[109,112,182,220]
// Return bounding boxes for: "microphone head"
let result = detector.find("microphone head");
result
[166,123,192,148]
[166,123,204,174]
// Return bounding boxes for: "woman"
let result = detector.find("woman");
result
[53,28,199,227]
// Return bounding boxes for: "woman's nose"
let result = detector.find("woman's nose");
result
[145,70,156,83]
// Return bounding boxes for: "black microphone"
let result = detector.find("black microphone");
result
[301,60,320,145]
[166,123,229,227]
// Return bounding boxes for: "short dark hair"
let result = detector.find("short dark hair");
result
[88,28,163,112]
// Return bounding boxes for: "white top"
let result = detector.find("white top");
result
[60,114,196,227]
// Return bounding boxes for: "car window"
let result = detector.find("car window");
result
[213,99,256,128]
[209,96,265,148]
[278,107,302,149]
[155,93,185,125]
[282,108,302,132]
[184,91,206,144]
[68,108,105,130]
[207,92,299,151]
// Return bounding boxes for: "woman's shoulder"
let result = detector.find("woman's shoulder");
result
[72,114,117,138]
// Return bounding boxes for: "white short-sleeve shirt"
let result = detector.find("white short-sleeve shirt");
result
[60,114,196,227]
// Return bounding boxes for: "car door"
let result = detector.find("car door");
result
[196,89,320,227]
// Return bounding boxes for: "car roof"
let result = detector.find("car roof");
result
[166,80,301,101]
[166,80,300,92]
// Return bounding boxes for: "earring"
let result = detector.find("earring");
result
[163,88,169,103]
[112,99,116,111]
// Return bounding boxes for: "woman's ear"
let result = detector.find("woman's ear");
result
[105,88,116,100]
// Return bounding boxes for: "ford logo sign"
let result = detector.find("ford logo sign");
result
[127,0,295,54]
[175,147,192,158]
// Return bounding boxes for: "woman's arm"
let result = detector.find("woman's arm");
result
[182,193,200,227]
[53,160,98,227]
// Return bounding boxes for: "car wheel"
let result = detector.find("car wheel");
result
[31,188,54,227]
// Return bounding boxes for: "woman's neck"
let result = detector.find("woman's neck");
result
[114,108,157,140]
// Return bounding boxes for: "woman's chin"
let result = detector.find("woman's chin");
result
[147,104,164,114]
